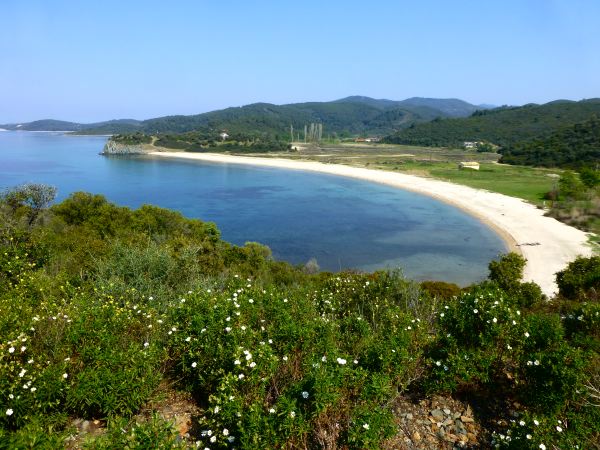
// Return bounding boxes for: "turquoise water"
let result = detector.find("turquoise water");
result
[0,131,507,285]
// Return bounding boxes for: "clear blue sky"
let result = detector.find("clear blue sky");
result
[1,0,599,123]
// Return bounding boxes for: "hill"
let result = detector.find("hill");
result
[383,99,600,147]
[1,96,483,137]
[500,115,600,168]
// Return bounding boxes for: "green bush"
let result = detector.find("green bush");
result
[488,252,526,291]
[556,256,600,301]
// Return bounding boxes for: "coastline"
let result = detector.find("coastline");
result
[149,151,593,296]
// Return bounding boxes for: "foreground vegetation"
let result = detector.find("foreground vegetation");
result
[1,185,599,448]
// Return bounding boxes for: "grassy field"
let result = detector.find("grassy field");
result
[250,142,559,206]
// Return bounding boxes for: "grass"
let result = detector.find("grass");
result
[234,142,559,206]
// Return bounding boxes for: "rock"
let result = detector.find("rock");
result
[81,420,90,432]
[442,418,454,427]
[461,415,474,423]
[445,433,458,443]
[443,408,451,415]
[412,431,421,442]
[431,409,445,420]
[467,432,477,442]
[454,412,462,419]
[406,413,413,420]
[101,140,148,155]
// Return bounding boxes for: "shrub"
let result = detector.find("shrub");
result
[556,256,600,301]
[488,252,526,291]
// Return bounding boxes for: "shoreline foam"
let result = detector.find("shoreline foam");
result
[149,151,593,296]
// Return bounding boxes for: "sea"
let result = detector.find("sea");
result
[0,131,508,285]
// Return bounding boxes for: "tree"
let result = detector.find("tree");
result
[2,183,57,226]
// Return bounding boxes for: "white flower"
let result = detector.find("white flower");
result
[302,391,309,399]
[185,336,191,342]
[234,359,241,365]
[473,309,479,314]
[512,320,517,325]
[144,342,149,347]
[526,434,532,439]
[20,346,26,352]
[245,353,252,361]
[556,426,563,432]
[507,345,512,350]
[534,360,540,366]
[519,420,525,426]
[214,406,220,413]
[435,361,442,366]
[534,419,539,426]
[223,428,229,436]
[30,387,36,392]
[539,444,546,450]
[289,411,295,418]
[524,332,530,338]
[238,374,245,379]
[6,409,13,416]
[8,347,15,354]
[283,356,288,361]
[225,327,231,332]
[354,359,359,364]
[269,408,276,414]
[363,423,369,430]
[62,373,68,379]
[493,317,497,323]
[249,361,256,368]
[210,436,216,443]
[240,326,246,331]
[321,356,327,362]
[336,358,347,365]
[192,362,197,368]
[440,313,445,318]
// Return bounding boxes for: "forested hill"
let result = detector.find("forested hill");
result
[1,96,484,137]
[499,116,600,168]
[382,99,600,148]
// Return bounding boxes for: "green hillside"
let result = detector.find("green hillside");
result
[2,96,484,137]
[500,116,600,168]
[383,99,600,148]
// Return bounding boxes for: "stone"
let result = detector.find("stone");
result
[431,409,444,420]
[467,432,477,442]
[443,408,451,415]
[454,412,462,419]
[442,418,454,427]
[406,413,413,420]
[445,433,458,442]
[412,431,421,442]
[461,415,474,423]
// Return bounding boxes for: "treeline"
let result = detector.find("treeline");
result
[154,131,292,153]
[500,116,600,168]
[1,184,598,448]
[383,99,600,149]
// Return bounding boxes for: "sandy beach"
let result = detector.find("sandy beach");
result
[150,151,593,296]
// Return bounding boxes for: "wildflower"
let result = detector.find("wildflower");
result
[249,361,256,368]
[507,344,512,350]
[435,361,442,366]
[62,373,68,379]
[238,374,245,380]
[8,347,15,354]
[519,420,525,426]
[354,359,359,364]
[214,406,220,413]
[144,342,149,347]
[526,434,532,439]
[534,360,540,366]
[245,353,252,361]
[269,408,276,414]
[322,356,327,362]
[512,320,517,325]
[5,409,13,416]
[524,332,530,338]
[185,336,191,342]
[534,419,539,426]
[440,313,445,318]
[249,299,254,304]
[19,369,26,378]
[473,309,479,314]
[227,436,235,443]
[363,423,370,430]
[493,317,497,323]
[20,346,26,352]
[283,356,288,361]
[192,362,197,368]
[210,436,216,443]
[539,445,546,450]
[30,387,36,392]
[289,411,295,418]
[302,391,309,399]
[337,358,347,365]
[556,426,563,432]
[268,339,273,344]
[27,359,33,364]
[241,326,246,331]
[225,327,231,332]
[223,428,229,436]
[234,359,241,365]
[149,296,154,300]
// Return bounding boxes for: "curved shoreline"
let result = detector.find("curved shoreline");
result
[149,151,593,296]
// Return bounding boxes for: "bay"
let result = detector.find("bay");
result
[0,131,507,285]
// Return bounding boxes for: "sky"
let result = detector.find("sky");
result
[1,0,599,123]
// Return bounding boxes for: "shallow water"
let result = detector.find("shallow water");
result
[0,131,507,285]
